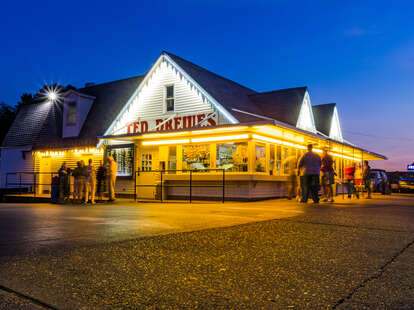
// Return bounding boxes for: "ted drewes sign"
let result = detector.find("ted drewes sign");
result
[408,163,414,171]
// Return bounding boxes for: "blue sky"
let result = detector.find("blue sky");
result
[1,0,413,170]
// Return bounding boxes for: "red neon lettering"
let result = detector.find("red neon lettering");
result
[174,117,181,130]
[207,114,217,126]
[133,122,140,133]
[165,119,173,130]
[197,114,205,125]
[141,121,148,133]
[155,119,164,131]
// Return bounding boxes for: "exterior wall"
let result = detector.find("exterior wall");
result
[165,180,288,201]
[34,150,104,194]
[62,92,94,138]
[110,60,223,136]
[1,147,34,188]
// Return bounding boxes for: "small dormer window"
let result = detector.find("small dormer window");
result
[165,85,174,112]
[66,101,77,126]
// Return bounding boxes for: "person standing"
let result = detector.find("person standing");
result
[58,162,69,202]
[72,161,83,203]
[96,160,107,201]
[344,162,359,199]
[362,160,372,199]
[320,148,335,203]
[85,158,96,204]
[287,155,299,200]
[106,156,118,202]
[298,144,322,203]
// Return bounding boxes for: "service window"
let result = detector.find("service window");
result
[269,145,275,175]
[168,146,177,173]
[216,142,248,172]
[276,145,282,175]
[107,145,134,177]
[182,144,210,172]
[255,143,266,172]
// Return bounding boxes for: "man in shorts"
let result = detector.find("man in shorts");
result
[320,148,335,202]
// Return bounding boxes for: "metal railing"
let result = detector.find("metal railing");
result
[5,172,59,197]
[134,168,226,203]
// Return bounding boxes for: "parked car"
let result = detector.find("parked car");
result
[387,171,401,193]
[370,169,391,194]
[398,172,414,193]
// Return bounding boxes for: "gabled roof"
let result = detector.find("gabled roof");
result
[248,87,308,127]
[312,103,336,136]
[76,75,144,140]
[3,75,145,149]
[163,52,262,117]
[2,102,53,147]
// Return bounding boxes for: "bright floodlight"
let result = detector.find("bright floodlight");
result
[48,91,57,101]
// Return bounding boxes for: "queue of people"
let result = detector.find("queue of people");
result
[51,156,117,204]
[292,144,373,204]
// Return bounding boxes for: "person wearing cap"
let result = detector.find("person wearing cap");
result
[297,144,322,203]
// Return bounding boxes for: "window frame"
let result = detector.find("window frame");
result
[66,100,77,126]
[164,84,175,113]
[106,144,135,179]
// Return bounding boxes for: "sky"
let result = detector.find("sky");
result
[0,0,413,171]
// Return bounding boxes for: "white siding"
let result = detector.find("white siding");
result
[0,148,34,187]
[62,92,94,138]
[112,61,220,135]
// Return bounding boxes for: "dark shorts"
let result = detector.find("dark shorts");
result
[321,171,334,185]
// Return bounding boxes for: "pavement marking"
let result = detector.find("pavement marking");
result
[331,237,414,309]
[0,284,60,310]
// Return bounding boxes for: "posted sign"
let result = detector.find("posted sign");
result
[408,163,414,171]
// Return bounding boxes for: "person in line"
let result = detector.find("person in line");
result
[96,160,107,202]
[58,162,70,202]
[73,161,87,203]
[50,174,60,204]
[85,158,96,204]
[362,160,372,199]
[287,154,299,200]
[106,156,118,202]
[344,162,359,199]
[320,148,335,203]
[297,144,322,203]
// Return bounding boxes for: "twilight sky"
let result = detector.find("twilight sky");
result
[1,0,413,171]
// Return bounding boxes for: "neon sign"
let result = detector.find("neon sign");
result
[126,112,217,134]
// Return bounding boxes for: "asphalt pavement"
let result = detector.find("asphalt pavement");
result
[1,194,414,309]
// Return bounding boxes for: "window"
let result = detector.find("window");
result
[168,146,177,173]
[269,145,275,175]
[107,145,134,177]
[141,153,152,172]
[276,145,282,175]
[165,85,174,112]
[216,142,248,172]
[182,144,210,171]
[255,143,266,172]
[66,101,77,126]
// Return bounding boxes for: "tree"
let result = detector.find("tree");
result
[0,102,17,144]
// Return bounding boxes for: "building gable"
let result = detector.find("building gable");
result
[104,53,238,140]
[296,91,317,133]
[62,90,95,138]
[329,106,343,142]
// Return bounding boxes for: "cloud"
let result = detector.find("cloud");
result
[344,27,378,37]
